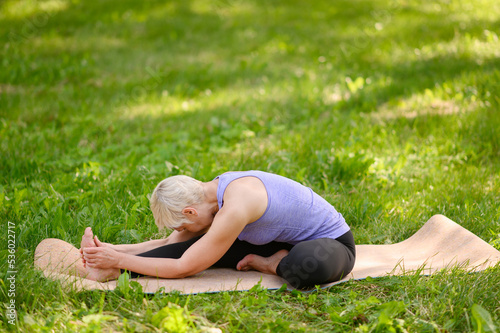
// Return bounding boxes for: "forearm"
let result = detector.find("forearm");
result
[111,238,169,255]
[116,252,187,278]
[110,230,204,255]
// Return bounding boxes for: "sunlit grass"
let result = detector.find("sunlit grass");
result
[0,0,69,20]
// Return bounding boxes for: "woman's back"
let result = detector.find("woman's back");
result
[216,171,349,245]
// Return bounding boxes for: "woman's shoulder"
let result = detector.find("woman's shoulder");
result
[224,175,266,196]
[218,175,269,225]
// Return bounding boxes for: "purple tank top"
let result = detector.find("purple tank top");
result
[215,171,349,245]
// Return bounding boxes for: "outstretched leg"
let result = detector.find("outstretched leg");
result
[35,230,120,282]
[127,235,294,278]
[35,238,89,277]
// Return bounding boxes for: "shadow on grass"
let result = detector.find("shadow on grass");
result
[1,0,499,235]
[2,0,499,117]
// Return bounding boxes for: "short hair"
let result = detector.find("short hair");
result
[150,175,204,230]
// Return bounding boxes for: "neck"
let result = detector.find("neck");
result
[201,179,219,212]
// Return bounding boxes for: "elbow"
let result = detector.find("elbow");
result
[169,258,201,279]
[173,271,190,279]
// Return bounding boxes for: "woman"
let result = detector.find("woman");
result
[82,170,356,288]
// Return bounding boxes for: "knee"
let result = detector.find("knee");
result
[277,248,333,289]
[276,239,351,289]
[278,259,332,289]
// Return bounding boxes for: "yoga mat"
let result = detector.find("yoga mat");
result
[34,215,500,294]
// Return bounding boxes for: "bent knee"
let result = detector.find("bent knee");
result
[276,239,354,288]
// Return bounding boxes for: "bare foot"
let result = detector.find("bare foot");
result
[80,227,97,268]
[85,266,121,282]
[80,227,120,281]
[236,249,289,275]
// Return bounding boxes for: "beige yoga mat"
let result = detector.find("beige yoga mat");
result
[34,215,500,294]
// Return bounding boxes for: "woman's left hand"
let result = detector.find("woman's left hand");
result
[83,246,121,269]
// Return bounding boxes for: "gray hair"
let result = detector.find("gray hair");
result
[150,175,204,230]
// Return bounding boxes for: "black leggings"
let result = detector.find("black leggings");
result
[128,230,356,289]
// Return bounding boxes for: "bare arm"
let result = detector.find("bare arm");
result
[112,179,266,277]
[84,177,267,278]
[112,206,247,277]
[110,238,168,255]
[108,229,207,255]
[83,210,245,278]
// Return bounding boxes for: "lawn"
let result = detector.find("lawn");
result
[1,0,499,331]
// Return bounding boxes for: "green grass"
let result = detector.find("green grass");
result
[1,0,500,331]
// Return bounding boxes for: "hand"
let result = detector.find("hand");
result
[83,246,121,269]
[80,235,113,267]
[80,247,86,267]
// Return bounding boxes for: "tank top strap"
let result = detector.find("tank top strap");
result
[215,171,258,210]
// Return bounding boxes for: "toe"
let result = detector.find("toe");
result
[84,227,93,238]
[81,227,97,248]
[236,254,255,271]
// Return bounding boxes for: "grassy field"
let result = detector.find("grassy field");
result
[1,0,500,331]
